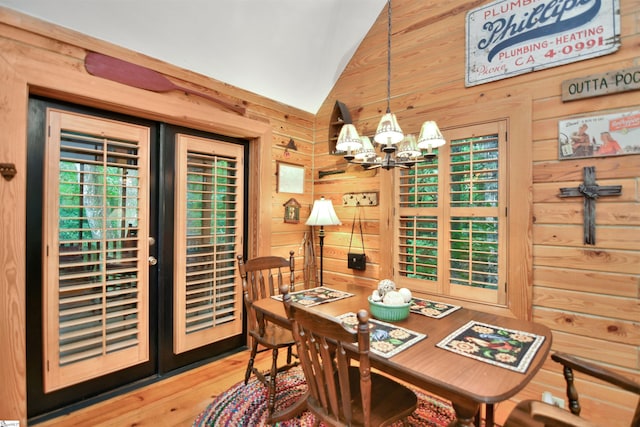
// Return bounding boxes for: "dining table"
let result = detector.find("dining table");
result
[252,283,552,427]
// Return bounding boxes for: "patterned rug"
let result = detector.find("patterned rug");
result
[194,366,456,426]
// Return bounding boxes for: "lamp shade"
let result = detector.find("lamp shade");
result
[354,136,376,161]
[374,112,404,145]
[306,197,341,226]
[417,121,446,149]
[335,124,363,152]
[397,134,421,158]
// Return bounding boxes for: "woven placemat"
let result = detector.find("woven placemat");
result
[410,297,461,319]
[337,312,427,358]
[437,320,545,373]
[272,286,354,306]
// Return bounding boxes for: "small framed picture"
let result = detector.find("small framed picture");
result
[277,162,304,194]
[283,198,301,223]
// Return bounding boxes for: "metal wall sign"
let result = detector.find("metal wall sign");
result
[466,0,620,87]
[562,66,640,101]
[558,110,640,160]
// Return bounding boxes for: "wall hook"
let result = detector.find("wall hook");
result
[342,192,378,206]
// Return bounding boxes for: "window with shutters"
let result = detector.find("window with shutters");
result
[43,110,150,392]
[173,134,244,353]
[396,121,510,307]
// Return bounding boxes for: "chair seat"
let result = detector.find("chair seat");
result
[248,323,295,348]
[305,364,418,427]
[348,367,418,426]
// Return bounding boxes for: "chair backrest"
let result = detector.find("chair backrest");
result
[280,283,373,427]
[237,251,294,329]
[552,352,640,427]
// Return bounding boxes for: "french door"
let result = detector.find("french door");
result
[26,98,247,419]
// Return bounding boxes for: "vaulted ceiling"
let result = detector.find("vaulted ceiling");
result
[0,0,387,113]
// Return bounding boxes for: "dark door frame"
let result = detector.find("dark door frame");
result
[25,97,248,422]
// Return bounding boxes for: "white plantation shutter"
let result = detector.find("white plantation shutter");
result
[398,159,440,286]
[44,110,150,392]
[448,134,501,292]
[398,215,439,281]
[397,122,507,304]
[174,134,244,353]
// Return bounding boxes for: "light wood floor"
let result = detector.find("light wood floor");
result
[35,349,273,427]
[35,349,514,426]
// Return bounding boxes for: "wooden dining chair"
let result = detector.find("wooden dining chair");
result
[237,250,298,421]
[504,352,640,427]
[280,283,418,427]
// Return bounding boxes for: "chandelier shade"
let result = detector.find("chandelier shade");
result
[417,121,446,149]
[374,112,404,145]
[354,136,376,161]
[397,134,421,159]
[335,124,362,154]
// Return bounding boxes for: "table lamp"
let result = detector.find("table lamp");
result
[306,196,341,286]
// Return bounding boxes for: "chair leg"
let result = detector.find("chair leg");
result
[267,348,279,418]
[245,338,259,385]
[286,344,293,365]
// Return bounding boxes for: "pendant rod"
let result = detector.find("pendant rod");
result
[385,0,392,114]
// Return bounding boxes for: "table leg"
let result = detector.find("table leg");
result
[450,402,479,427]
[473,404,494,427]
[485,404,494,427]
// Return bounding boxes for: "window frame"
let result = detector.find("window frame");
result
[396,121,507,304]
[379,97,533,320]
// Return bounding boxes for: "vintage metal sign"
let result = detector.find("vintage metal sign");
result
[562,66,640,101]
[558,110,640,160]
[466,0,620,87]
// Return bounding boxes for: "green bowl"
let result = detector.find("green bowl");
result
[368,297,411,322]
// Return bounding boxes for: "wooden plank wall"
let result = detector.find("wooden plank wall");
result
[0,1,638,425]
[312,0,639,425]
[0,8,314,424]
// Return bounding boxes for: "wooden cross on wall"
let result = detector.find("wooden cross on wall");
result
[558,166,622,245]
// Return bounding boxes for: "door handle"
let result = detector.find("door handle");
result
[148,256,158,266]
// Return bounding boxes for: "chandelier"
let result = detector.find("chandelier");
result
[335,0,446,170]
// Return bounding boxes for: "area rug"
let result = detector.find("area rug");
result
[193,366,456,426]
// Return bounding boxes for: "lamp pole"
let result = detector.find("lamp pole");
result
[306,196,341,288]
[318,225,325,286]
